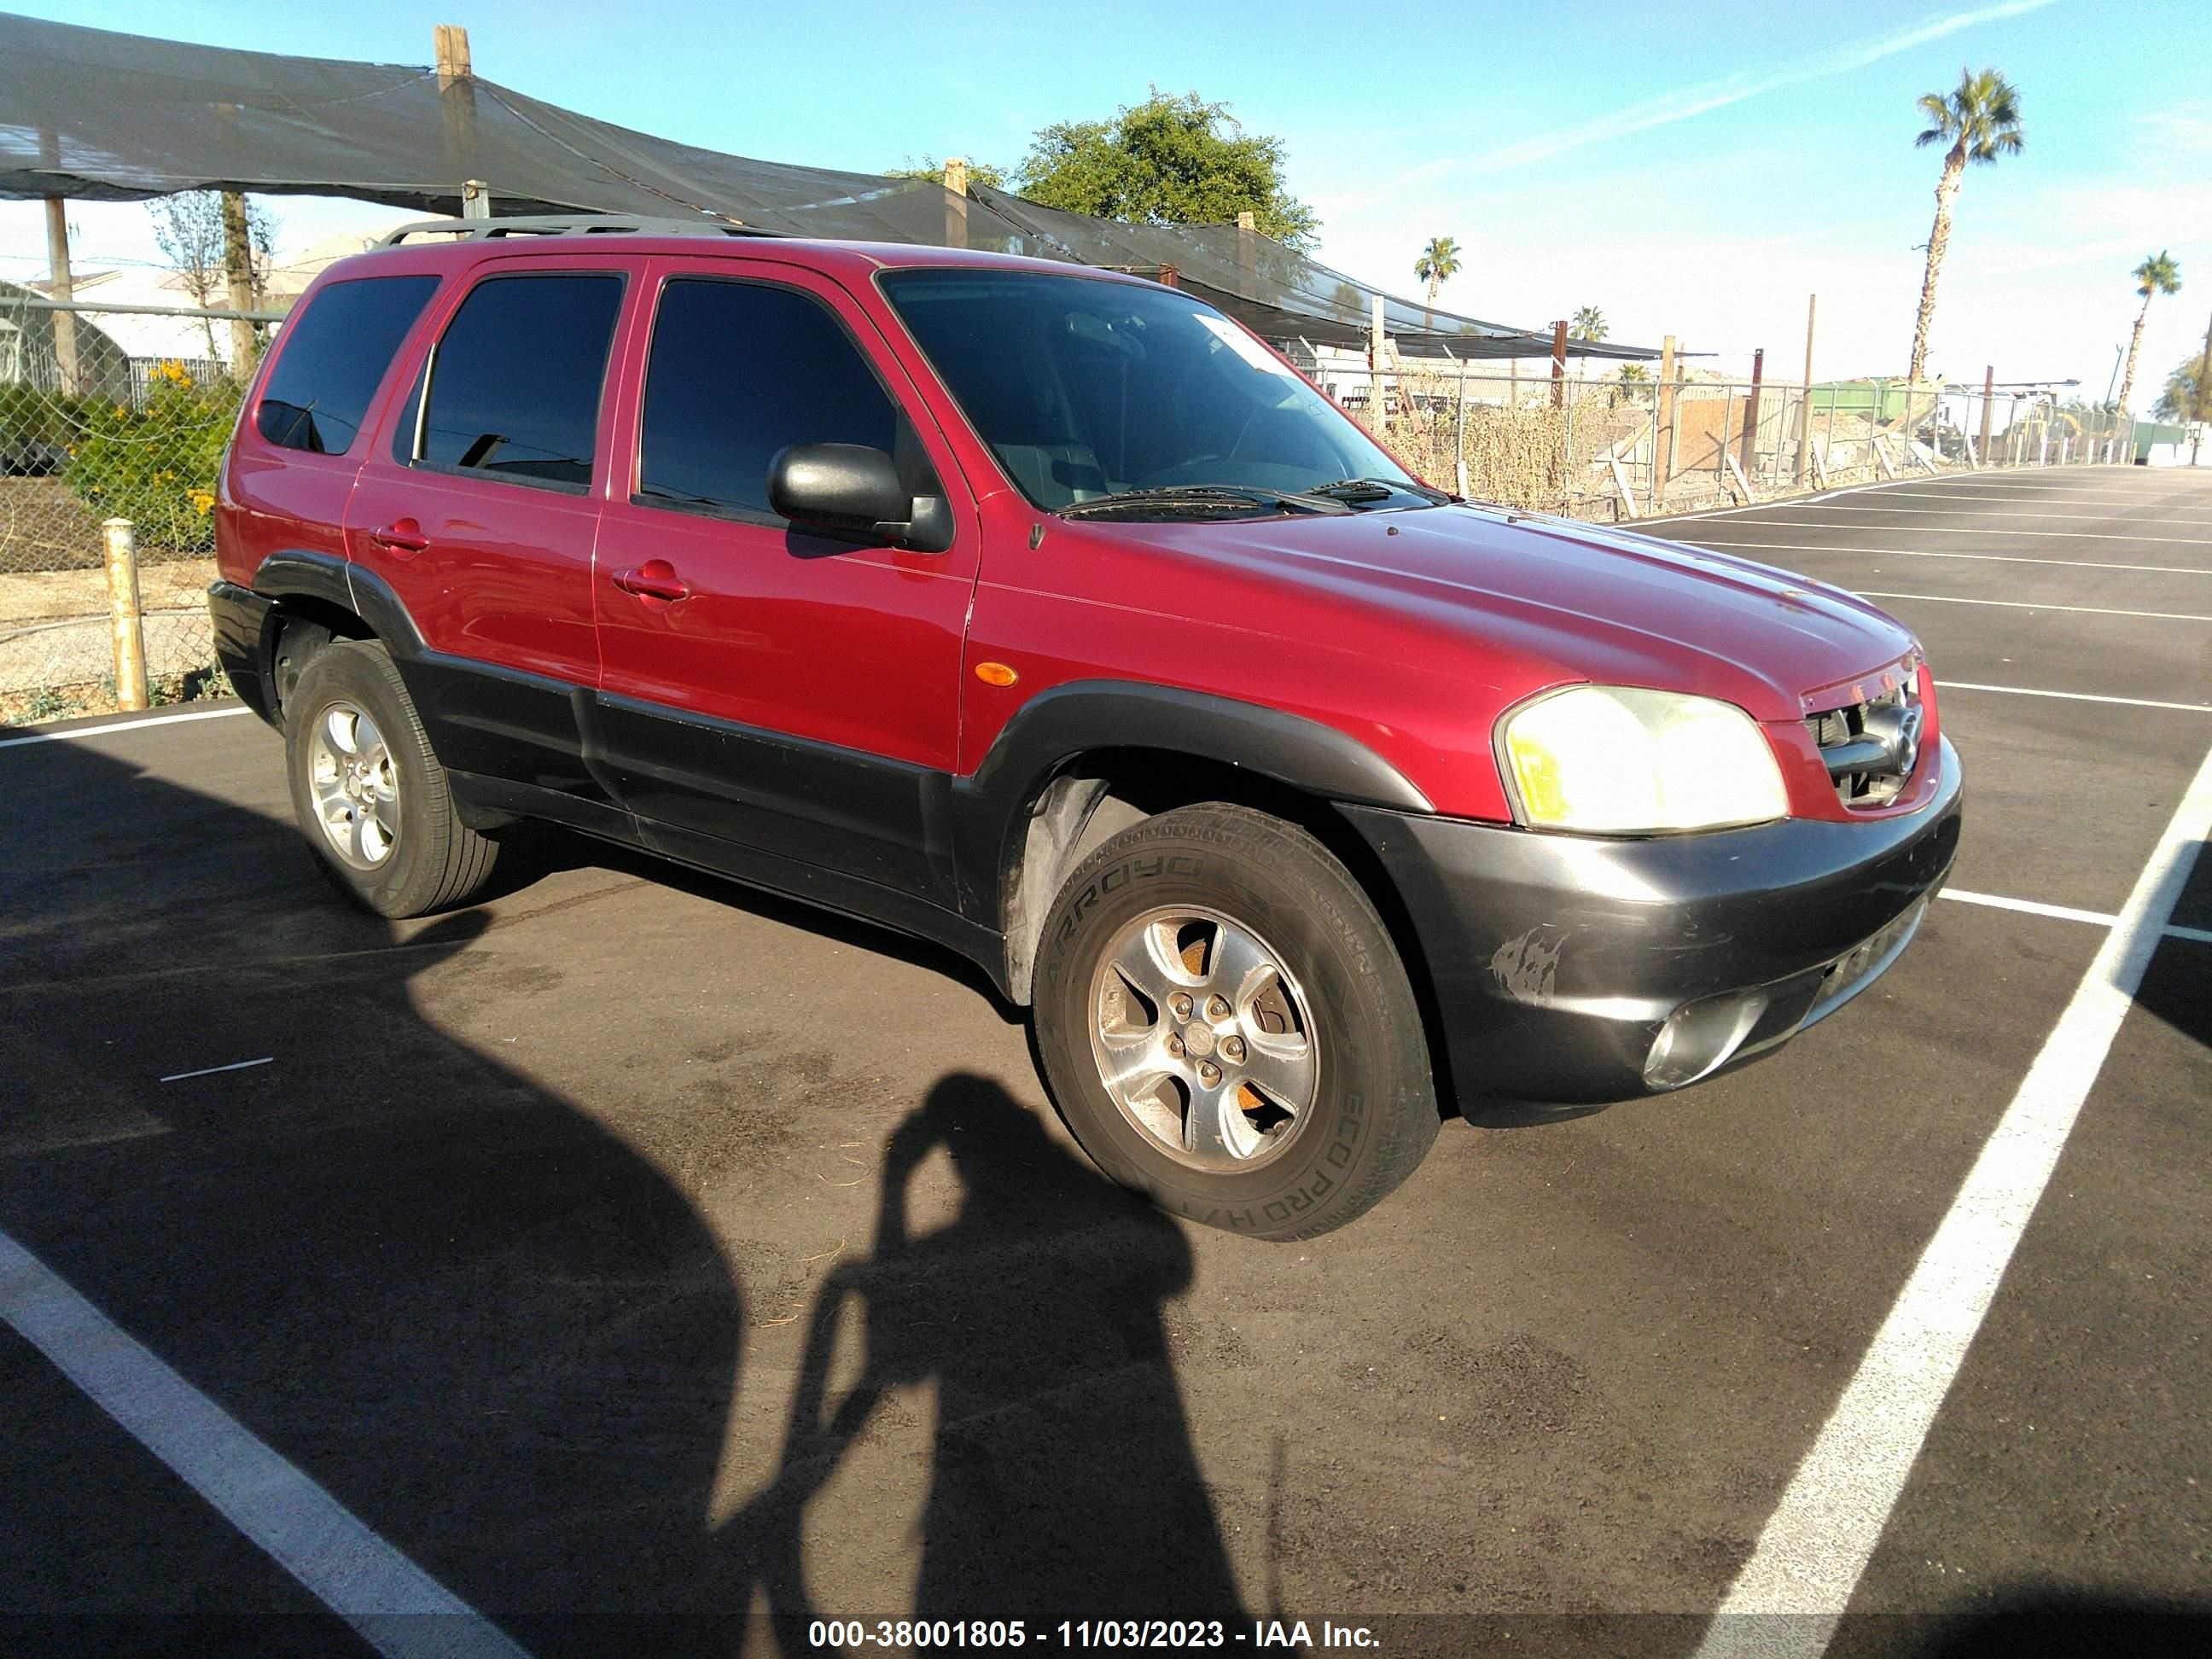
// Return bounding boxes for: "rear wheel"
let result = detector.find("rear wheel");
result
[283,638,498,918]
[1033,803,1438,1240]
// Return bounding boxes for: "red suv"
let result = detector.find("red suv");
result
[211,218,1960,1239]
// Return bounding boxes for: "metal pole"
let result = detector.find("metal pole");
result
[1795,296,1815,486]
[1371,294,1388,438]
[1739,347,1764,480]
[1990,364,2008,469]
[1717,381,1733,489]
[102,518,148,712]
[1454,356,1470,498]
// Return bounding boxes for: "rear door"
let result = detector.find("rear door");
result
[221,271,443,593]
[591,258,981,902]
[345,256,633,800]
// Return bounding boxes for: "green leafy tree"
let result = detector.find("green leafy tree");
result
[1414,236,1461,305]
[2152,352,2208,422]
[2115,251,2180,416]
[1569,306,1607,343]
[884,157,1010,193]
[1907,67,2023,381]
[1014,90,1319,249]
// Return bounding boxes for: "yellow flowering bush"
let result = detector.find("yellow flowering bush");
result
[62,363,242,555]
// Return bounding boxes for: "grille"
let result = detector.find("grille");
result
[1805,678,1922,809]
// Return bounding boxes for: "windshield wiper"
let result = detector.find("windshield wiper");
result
[1307,476,1453,506]
[1058,485,1352,519]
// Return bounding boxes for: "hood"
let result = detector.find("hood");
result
[1115,504,1918,721]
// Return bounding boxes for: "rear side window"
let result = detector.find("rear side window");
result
[638,278,915,518]
[406,273,623,489]
[256,275,438,455]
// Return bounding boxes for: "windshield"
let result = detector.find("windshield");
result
[879,269,1428,515]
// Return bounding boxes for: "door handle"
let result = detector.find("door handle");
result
[368,521,430,553]
[614,561,690,603]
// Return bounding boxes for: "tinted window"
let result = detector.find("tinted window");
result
[412,274,622,487]
[639,279,918,517]
[882,269,1410,510]
[257,275,438,455]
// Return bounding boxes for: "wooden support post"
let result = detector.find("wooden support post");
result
[102,518,148,712]
[1810,444,1831,489]
[1371,294,1388,435]
[942,156,969,248]
[1549,319,1568,410]
[1157,263,1179,289]
[434,23,471,84]
[219,189,259,377]
[1739,346,1764,478]
[1795,295,1815,486]
[43,195,79,396]
[1874,434,1898,480]
[1654,335,1677,502]
[435,25,479,218]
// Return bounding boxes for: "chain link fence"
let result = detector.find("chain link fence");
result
[2,290,246,725]
[1322,360,2136,522]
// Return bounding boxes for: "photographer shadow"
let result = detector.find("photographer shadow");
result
[725,1073,1248,1639]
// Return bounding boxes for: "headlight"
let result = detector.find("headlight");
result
[1501,685,1788,834]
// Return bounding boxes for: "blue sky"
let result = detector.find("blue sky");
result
[4,0,2206,394]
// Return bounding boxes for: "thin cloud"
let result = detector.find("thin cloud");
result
[1445,0,2060,181]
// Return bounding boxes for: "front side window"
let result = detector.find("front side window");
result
[258,274,439,455]
[406,273,622,488]
[881,269,1423,515]
[638,277,930,519]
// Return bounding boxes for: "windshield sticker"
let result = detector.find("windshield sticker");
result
[1194,313,1298,377]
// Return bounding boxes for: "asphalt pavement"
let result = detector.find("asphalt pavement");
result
[1,465,2206,1658]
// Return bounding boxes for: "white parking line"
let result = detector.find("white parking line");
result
[1851,591,2212,622]
[0,1230,533,1659]
[1697,519,2211,545]
[1695,741,2212,1659]
[1936,680,2212,714]
[1690,540,2209,576]
[1938,888,2212,944]
[1801,505,2212,524]
[0,704,254,748]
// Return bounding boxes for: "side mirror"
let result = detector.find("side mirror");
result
[766,443,952,552]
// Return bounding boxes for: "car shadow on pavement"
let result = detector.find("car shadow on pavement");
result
[0,735,1241,1655]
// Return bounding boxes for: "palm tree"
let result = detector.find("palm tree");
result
[2115,251,2181,416]
[1906,67,2023,382]
[1569,306,1606,384]
[1413,236,1462,306]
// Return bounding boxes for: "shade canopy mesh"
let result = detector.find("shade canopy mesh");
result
[0,12,1656,360]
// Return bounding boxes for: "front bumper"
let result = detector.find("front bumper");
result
[1343,736,1962,1117]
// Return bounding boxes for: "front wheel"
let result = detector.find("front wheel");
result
[1033,804,1438,1241]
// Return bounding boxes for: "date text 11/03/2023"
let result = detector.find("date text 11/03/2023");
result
[806,1620,1381,1649]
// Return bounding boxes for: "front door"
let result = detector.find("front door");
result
[591,259,980,902]
[346,259,632,800]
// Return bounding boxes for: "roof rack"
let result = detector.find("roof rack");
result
[376,213,783,247]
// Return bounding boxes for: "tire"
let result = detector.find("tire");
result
[1033,802,1438,1241]
[283,638,498,918]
